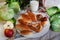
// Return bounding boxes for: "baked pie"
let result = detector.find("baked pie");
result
[16,11,47,36]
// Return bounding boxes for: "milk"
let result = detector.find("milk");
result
[30,0,39,12]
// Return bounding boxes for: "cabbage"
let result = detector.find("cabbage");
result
[9,2,20,13]
[0,6,15,20]
[50,13,60,22]
[51,19,60,32]
[0,16,4,22]
[47,6,58,16]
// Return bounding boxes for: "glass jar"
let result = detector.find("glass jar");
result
[30,0,39,12]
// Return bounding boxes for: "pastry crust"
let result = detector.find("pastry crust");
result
[32,23,38,27]
[36,14,43,21]
[28,23,42,33]
[36,23,42,32]
[18,19,28,25]
[21,14,32,23]
[41,17,47,26]
[41,21,47,27]
[20,30,32,35]
[27,11,37,22]
[16,24,31,31]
